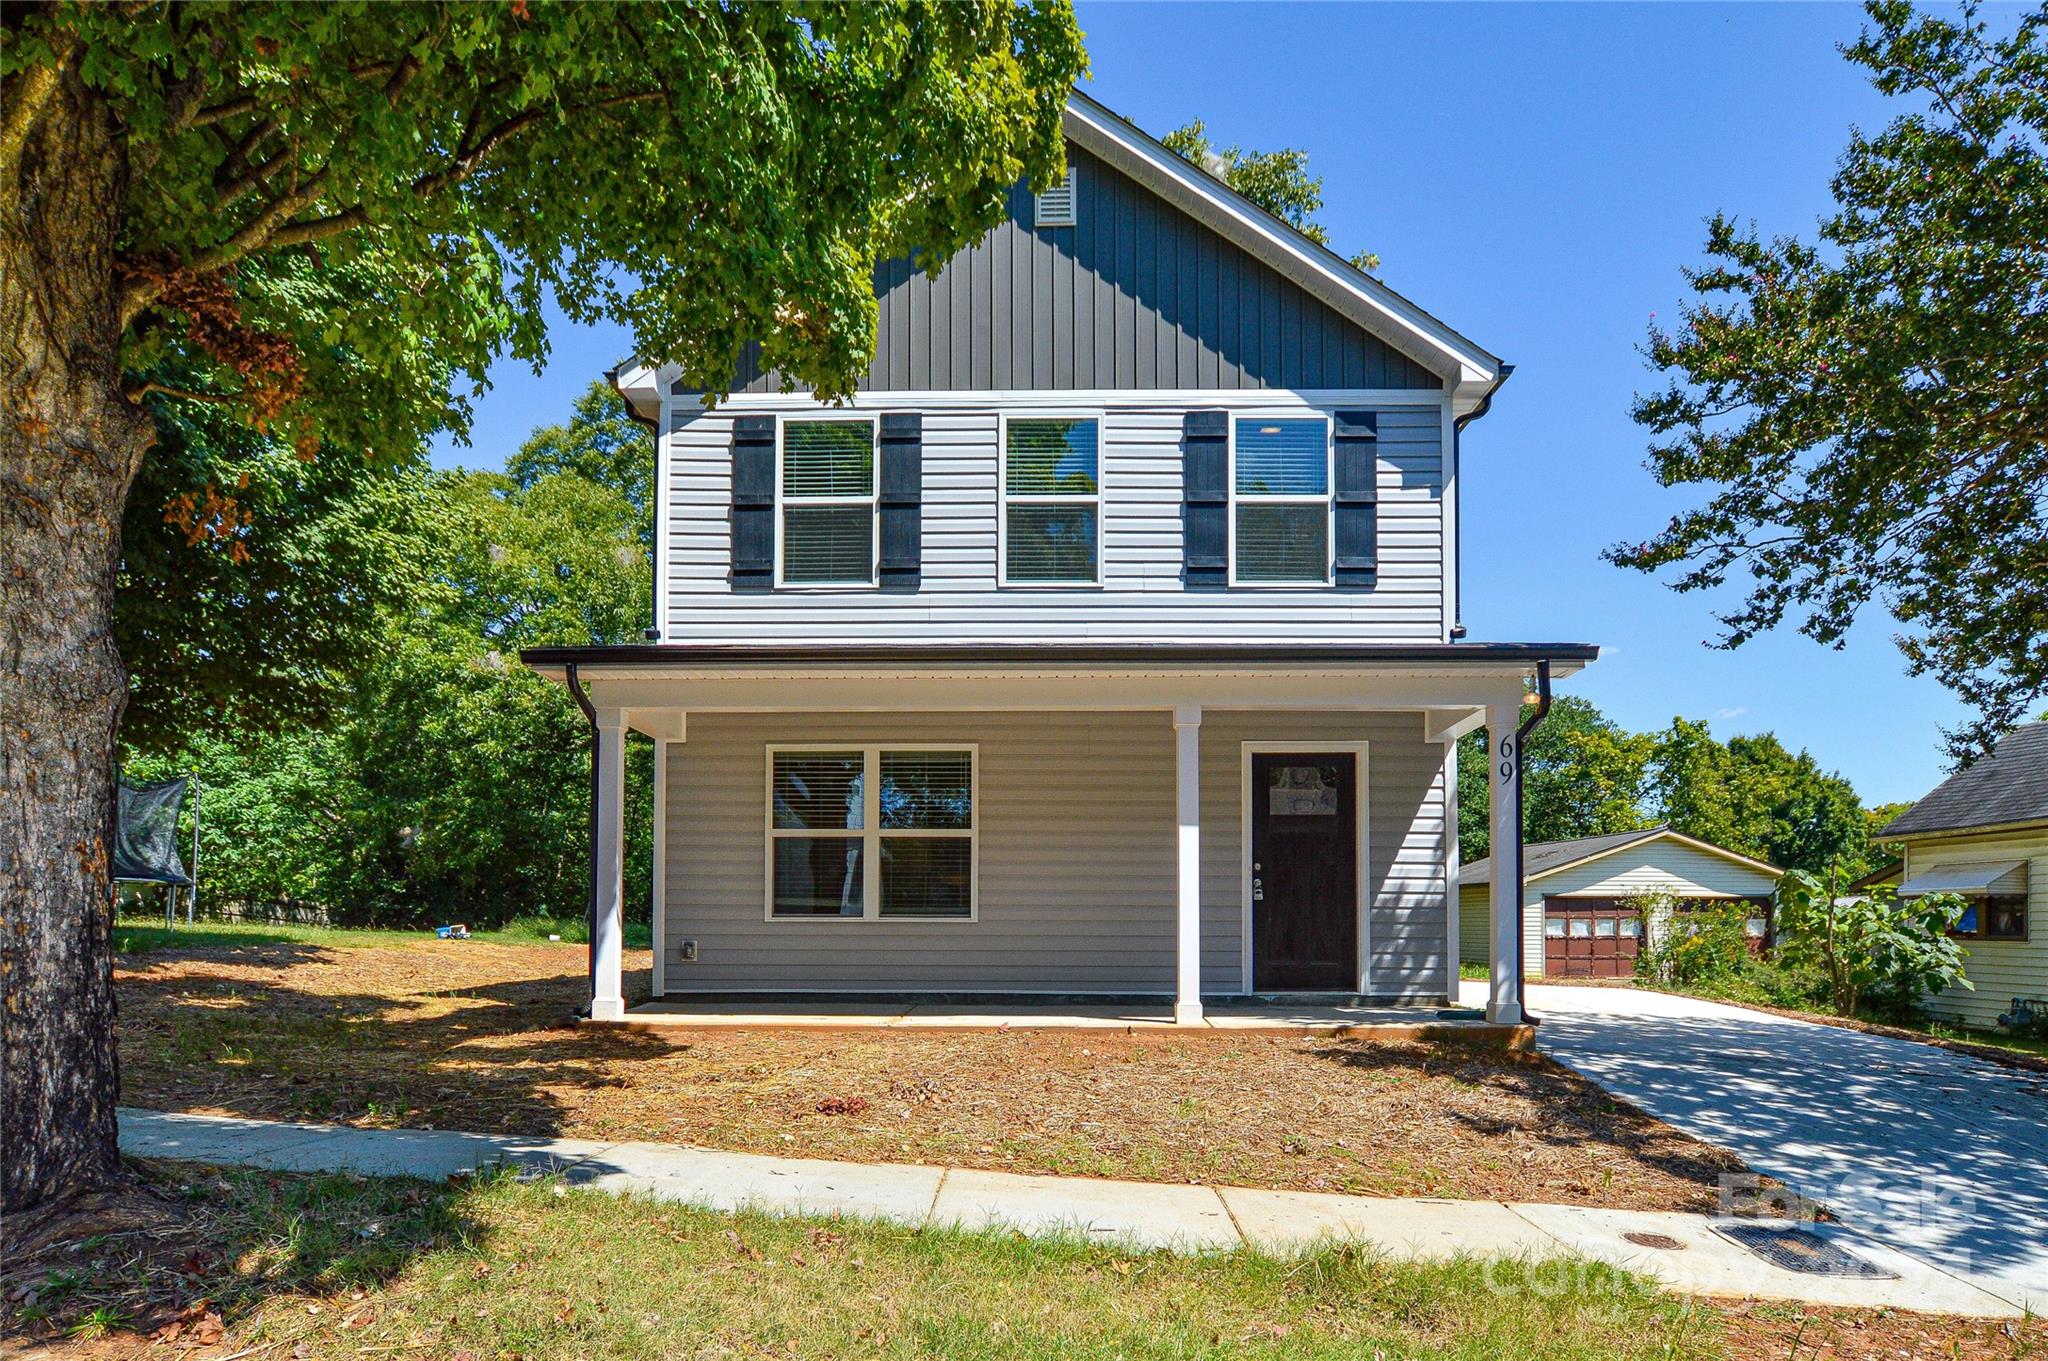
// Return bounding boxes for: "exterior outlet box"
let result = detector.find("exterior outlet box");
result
[678,939,698,963]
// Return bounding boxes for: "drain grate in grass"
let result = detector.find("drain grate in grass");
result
[1712,1223,1899,1279]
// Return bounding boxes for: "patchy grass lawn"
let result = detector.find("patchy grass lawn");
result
[6,1162,2037,1361]
[115,934,1752,1211]
[112,913,652,955]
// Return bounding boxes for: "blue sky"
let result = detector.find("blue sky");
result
[430,2,1967,805]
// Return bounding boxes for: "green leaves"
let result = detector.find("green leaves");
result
[1612,1,2048,763]
[1161,118,1379,273]
[1773,869,1972,1018]
[14,0,1084,435]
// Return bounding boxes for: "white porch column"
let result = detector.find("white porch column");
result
[1173,703,1203,1025]
[591,708,628,1022]
[1486,700,1524,1025]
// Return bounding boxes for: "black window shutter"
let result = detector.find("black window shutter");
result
[1182,410,1228,590]
[878,412,922,592]
[729,414,776,592]
[1332,409,1379,590]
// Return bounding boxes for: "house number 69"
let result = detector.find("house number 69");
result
[1497,736,1515,781]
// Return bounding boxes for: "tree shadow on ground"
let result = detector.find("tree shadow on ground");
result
[115,941,666,1139]
[0,1157,484,1353]
[1303,1038,1748,1211]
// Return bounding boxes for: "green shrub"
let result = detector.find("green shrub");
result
[1773,870,1973,1019]
[1633,894,1751,987]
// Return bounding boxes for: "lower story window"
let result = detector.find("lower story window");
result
[768,746,975,920]
[1949,894,2028,940]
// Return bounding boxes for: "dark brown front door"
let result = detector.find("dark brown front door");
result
[1542,898,1642,978]
[1251,752,1357,991]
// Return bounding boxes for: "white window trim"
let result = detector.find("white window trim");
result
[763,743,979,923]
[997,410,1105,588]
[1227,412,1334,588]
[1237,741,1371,994]
[774,412,880,590]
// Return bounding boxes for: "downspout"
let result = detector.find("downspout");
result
[606,364,664,642]
[1448,363,1513,642]
[565,662,600,1016]
[1511,658,1552,1024]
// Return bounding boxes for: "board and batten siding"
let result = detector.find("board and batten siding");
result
[1898,827,2048,1031]
[1458,838,1780,975]
[710,144,1443,396]
[662,397,1446,643]
[660,709,1451,999]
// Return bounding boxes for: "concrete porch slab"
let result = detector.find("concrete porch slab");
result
[931,1167,1240,1251]
[603,999,1521,1040]
[1219,1186,1560,1258]
[893,1005,1180,1029]
[612,1000,916,1028]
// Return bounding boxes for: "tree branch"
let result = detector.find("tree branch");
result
[125,378,245,406]
[1,42,72,184]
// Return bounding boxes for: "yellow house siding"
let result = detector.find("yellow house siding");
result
[1898,825,2048,1031]
[1458,835,1779,975]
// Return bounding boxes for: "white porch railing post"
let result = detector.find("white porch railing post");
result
[1173,703,1204,1025]
[591,708,628,1022]
[1486,700,1524,1025]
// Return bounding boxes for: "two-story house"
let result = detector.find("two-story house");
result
[522,92,1597,1027]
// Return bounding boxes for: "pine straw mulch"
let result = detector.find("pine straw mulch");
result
[116,938,1752,1211]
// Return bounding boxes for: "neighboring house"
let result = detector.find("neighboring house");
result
[1881,722,2048,1032]
[522,91,1597,1025]
[1457,826,1780,979]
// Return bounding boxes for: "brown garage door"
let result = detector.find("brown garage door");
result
[1543,898,1643,978]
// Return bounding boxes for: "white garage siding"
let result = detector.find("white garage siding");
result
[1458,835,1780,976]
[660,709,1451,1000]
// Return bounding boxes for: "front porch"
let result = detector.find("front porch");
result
[521,642,1595,1031]
[601,995,1531,1045]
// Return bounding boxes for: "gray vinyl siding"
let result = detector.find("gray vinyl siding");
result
[661,710,1450,1000]
[711,145,1441,395]
[663,398,1446,643]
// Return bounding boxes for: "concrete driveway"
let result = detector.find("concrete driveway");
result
[1460,980,2048,1311]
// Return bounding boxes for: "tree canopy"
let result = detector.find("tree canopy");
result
[132,381,659,924]
[1459,698,1885,879]
[1162,119,1380,272]
[1610,1,2048,762]
[2,0,1086,1212]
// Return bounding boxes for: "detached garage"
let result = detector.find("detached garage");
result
[1458,826,1782,979]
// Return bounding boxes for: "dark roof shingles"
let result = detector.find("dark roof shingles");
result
[1881,722,2048,838]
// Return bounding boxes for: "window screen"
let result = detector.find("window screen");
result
[781,421,875,584]
[1233,418,1330,583]
[1004,418,1100,584]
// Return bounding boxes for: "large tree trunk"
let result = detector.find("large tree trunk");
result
[1,66,155,1212]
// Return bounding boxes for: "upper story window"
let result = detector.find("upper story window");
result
[778,418,877,586]
[1001,416,1101,586]
[1232,416,1332,586]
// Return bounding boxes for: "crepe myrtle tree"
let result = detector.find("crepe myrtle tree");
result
[1611,1,2048,763]
[0,0,1084,1212]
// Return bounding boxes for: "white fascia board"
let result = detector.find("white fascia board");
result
[610,363,662,423]
[1062,93,1504,412]
[1525,829,1783,887]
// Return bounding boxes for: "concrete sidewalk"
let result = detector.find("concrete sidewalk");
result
[120,1109,2022,1318]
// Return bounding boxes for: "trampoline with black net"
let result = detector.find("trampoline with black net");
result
[115,775,201,925]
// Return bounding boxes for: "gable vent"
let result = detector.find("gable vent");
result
[1033,169,1076,228]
